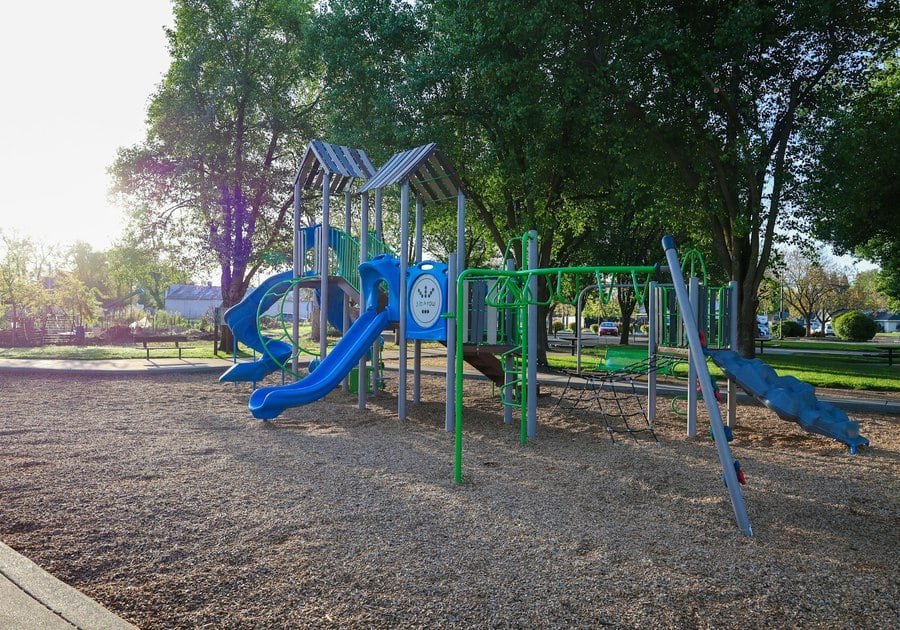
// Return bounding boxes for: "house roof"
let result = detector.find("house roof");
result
[165,284,223,301]
[294,140,376,195]
[358,143,466,203]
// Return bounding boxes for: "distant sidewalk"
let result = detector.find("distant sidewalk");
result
[0,357,235,375]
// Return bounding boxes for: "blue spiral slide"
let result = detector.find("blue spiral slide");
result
[219,271,294,383]
[221,255,401,420]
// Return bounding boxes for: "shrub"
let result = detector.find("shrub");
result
[568,322,578,333]
[590,323,599,334]
[834,311,876,341]
[772,320,805,338]
[551,321,564,334]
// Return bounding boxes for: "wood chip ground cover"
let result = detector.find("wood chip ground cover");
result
[0,372,897,628]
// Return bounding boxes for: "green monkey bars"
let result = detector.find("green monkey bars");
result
[452,261,661,484]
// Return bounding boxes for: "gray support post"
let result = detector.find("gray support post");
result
[373,188,384,396]
[447,190,465,430]
[445,252,457,432]
[292,180,302,377]
[526,230,538,438]
[413,196,423,404]
[319,174,331,359]
[687,275,700,436]
[375,188,383,241]
[342,189,352,392]
[456,191,465,274]
[398,180,410,420]
[647,281,658,421]
[358,191,369,410]
[504,257,515,424]
[727,280,738,428]
[575,284,597,374]
[662,235,752,537]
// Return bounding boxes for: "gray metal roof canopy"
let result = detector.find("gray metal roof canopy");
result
[295,139,377,194]
[359,143,467,203]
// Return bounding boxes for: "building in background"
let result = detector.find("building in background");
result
[164,283,315,322]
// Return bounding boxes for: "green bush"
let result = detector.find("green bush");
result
[773,320,805,338]
[568,322,578,333]
[551,321,564,334]
[590,323,599,334]
[834,311,876,341]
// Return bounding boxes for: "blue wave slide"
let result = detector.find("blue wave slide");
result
[707,350,869,453]
[219,271,294,383]
[248,309,390,420]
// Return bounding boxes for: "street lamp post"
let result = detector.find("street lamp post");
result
[779,276,784,340]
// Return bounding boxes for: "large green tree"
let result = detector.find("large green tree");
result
[317,0,698,360]
[317,0,891,356]
[806,59,900,310]
[589,0,895,355]
[112,0,319,350]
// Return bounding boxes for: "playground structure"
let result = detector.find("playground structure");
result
[221,140,471,424]
[221,139,869,537]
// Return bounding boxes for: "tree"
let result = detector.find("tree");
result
[317,1,893,357]
[844,269,888,314]
[106,237,190,312]
[112,0,319,350]
[806,59,900,309]
[781,248,848,335]
[592,0,895,356]
[0,231,58,344]
[66,242,113,301]
[53,272,101,325]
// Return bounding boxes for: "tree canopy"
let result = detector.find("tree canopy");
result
[805,59,900,309]
[315,0,894,355]
[112,0,320,349]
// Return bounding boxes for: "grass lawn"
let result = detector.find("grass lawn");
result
[546,343,900,392]
[2,335,897,393]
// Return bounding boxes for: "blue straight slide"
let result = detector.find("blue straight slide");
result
[248,309,390,420]
[219,271,294,383]
[707,349,869,453]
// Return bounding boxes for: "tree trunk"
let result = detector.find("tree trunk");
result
[217,278,248,354]
[737,281,760,358]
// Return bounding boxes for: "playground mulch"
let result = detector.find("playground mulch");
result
[0,371,897,628]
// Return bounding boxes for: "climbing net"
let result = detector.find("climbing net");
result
[546,354,685,444]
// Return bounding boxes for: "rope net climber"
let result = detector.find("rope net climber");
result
[546,353,685,444]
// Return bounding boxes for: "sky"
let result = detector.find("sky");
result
[0,2,174,250]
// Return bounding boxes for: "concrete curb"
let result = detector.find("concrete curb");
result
[0,541,136,630]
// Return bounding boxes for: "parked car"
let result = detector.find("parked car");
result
[810,321,834,335]
[599,321,619,336]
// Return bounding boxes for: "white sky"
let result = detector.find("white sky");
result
[0,2,174,250]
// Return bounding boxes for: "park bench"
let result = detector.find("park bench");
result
[603,345,651,372]
[134,336,195,360]
[547,333,604,355]
[599,346,685,376]
[877,346,897,367]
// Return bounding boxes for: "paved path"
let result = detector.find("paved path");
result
[0,356,235,375]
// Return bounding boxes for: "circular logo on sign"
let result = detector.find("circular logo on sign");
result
[410,275,442,329]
